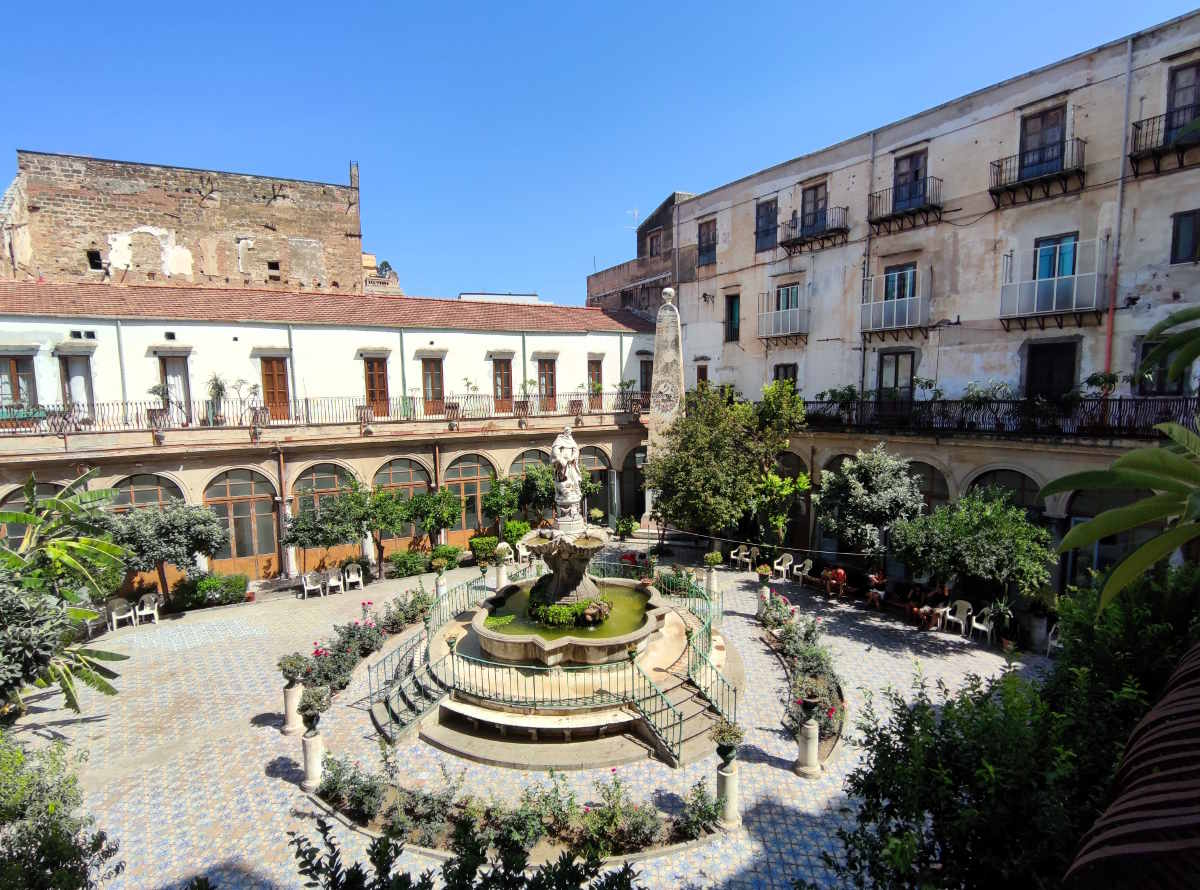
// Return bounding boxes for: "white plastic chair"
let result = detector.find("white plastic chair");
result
[1046,623,1062,657]
[344,563,364,591]
[731,545,750,570]
[135,593,160,625]
[301,572,325,600]
[516,542,531,565]
[108,598,136,631]
[792,558,813,582]
[943,599,972,637]
[325,569,345,595]
[772,553,794,581]
[970,607,995,646]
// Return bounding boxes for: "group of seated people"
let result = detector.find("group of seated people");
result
[864,575,950,630]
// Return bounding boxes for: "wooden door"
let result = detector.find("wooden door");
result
[422,358,444,415]
[493,358,513,412]
[364,357,389,416]
[260,357,290,421]
[537,359,556,412]
[587,359,602,410]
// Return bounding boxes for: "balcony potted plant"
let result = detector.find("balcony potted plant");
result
[146,383,172,430]
[588,379,604,412]
[617,378,639,414]
[206,373,228,426]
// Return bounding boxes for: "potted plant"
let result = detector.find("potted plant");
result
[1019,587,1057,653]
[206,373,228,426]
[431,557,448,576]
[710,718,745,767]
[588,507,604,525]
[569,384,585,417]
[298,685,331,792]
[796,677,821,719]
[588,379,604,411]
[755,564,772,585]
[615,515,637,540]
[278,652,309,736]
[146,383,172,428]
[989,596,1015,650]
[617,378,638,413]
[477,559,489,578]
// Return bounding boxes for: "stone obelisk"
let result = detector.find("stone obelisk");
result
[644,287,685,520]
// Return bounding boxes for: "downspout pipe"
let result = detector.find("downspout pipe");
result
[286,324,298,414]
[859,131,876,397]
[1104,36,1134,374]
[115,319,129,422]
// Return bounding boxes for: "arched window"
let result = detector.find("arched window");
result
[373,459,431,540]
[1,482,62,550]
[293,463,354,515]
[509,449,550,477]
[970,469,1044,518]
[580,446,612,523]
[112,474,184,512]
[776,452,810,548]
[444,454,495,540]
[203,470,278,572]
[908,462,950,512]
[1065,488,1162,586]
[620,446,647,519]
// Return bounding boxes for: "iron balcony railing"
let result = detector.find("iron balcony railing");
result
[861,266,931,332]
[1130,103,1200,155]
[990,137,1086,190]
[697,235,718,267]
[758,286,812,338]
[1000,238,1106,319]
[802,396,1199,440]
[867,176,943,221]
[0,390,650,437]
[778,206,849,245]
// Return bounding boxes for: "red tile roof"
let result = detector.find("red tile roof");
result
[0,281,654,334]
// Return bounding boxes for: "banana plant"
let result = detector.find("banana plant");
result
[1139,306,1200,386]
[1039,420,1200,611]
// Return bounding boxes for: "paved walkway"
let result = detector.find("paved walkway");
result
[11,565,1046,889]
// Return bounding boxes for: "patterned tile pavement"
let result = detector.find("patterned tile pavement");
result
[10,565,1047,889]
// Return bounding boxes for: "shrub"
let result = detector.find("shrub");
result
[525,769,578,837]
[173,572,248,610]
[430,544,462,566]
[703,551,723,567]
[333,617,384,659]
[387,550,427,578]
[589,507,605,523]
[759,594,792,629]
[578,774,663,857]
[277,652,308,687]
[614,515,638,539]
[502,520,531,549]
[388,766,464,847]
[298,685,331,733]
[317,755,387,824]
[674,780,722,840]
[303,647,357,692]
[468,536,498,563]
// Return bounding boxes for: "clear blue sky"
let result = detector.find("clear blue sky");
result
[3,2,1192,303]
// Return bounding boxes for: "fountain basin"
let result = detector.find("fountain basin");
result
[471,577,669,666]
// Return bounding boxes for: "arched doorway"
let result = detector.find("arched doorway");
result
[204,469,279,580]
[509,449,552,524]
[1,481,63,550]
[111,474,188,593]
[776,452,810,549]
[969,469,1045,520]
[444,454,495,548]
[1064,488,1161,587]
[581,447,612,524]
[909,462,950,512]
[372,458,431,555]
[292,463,358,570]
[620,446,647,521]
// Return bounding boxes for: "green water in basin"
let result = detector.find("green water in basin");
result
[485,582,649,640]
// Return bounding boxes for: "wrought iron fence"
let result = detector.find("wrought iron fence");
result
[802,396,1199,440]
[868,176,943,220]
[1130,103,1200,155]
[778,206,849,243]
[990,137,1085,189]
[0,390,648,437]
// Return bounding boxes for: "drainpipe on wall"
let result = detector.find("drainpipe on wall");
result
[1104,35,1134,374]
[115,318,129,422]
[398,328,408,403]
[286,324,298,416]
[521,332,528,394]
[276,447,292,577]
[859,131,876,397]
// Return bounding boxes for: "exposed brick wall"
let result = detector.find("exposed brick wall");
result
[10,151,363,293]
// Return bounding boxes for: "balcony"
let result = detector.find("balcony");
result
[757,289,810,345]
[1129,104,1200,176]
[999,238,1106,330]
[777,207,849,255]
[860,267,931,341]
[802,396,1198,441]
[867,177,943,234]
[988,137,1086,207]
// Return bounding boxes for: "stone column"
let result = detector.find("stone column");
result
[793,719,821,778]
[716,762,741,829]
[283,500,299,577]
[493,559,508,591]
[301,731,325,792]
[645,287,685,529]
[607,468,619,528]
[706,565,716,597]
[282,683,304,736]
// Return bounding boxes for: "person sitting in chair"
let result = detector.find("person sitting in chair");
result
[865,572,887,609]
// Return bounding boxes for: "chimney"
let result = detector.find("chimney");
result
[349,161,359,190]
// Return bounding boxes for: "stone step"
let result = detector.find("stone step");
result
[420,720,656,770]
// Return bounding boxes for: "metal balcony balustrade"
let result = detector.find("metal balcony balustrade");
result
[999,238,1106,330]
[860,267,931,340]
[1129,103,1200,175]
[867,177,943,233]
[988,137,1086,205]
[777,206,849,254]
[757,288,811,343]
[801,396,1199,440]
[0,390,650,437]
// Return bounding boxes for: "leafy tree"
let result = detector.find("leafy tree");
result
[0,731,124,889]
[813,445,925,559]
[643,386,762,539]
[889,487,1054,596]
[101,503,226,599]
[518,464,556,521]
[481,474,520,539]
[752,470,808,546]
[410,488,463,548]
[363,488,414,568]
[755,380,807,459]
[376,259,394,278]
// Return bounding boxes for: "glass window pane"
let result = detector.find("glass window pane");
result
[255,512,274,555]
[232,515,253,557]
[229,480,252,498]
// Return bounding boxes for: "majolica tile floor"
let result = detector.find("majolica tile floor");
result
[11,565,1046,889]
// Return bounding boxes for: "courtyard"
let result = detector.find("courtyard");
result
[10,560,1038,889]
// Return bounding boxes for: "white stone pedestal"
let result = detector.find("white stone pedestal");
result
[301,731,324,792]
[793,719,821,779]
[435,573,448,598]
[492,560,508,591]
[716,762,741,829]
[706,565,716,597]
[282,683,304,736]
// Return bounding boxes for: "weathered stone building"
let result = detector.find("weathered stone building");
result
[1,151,364,293]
